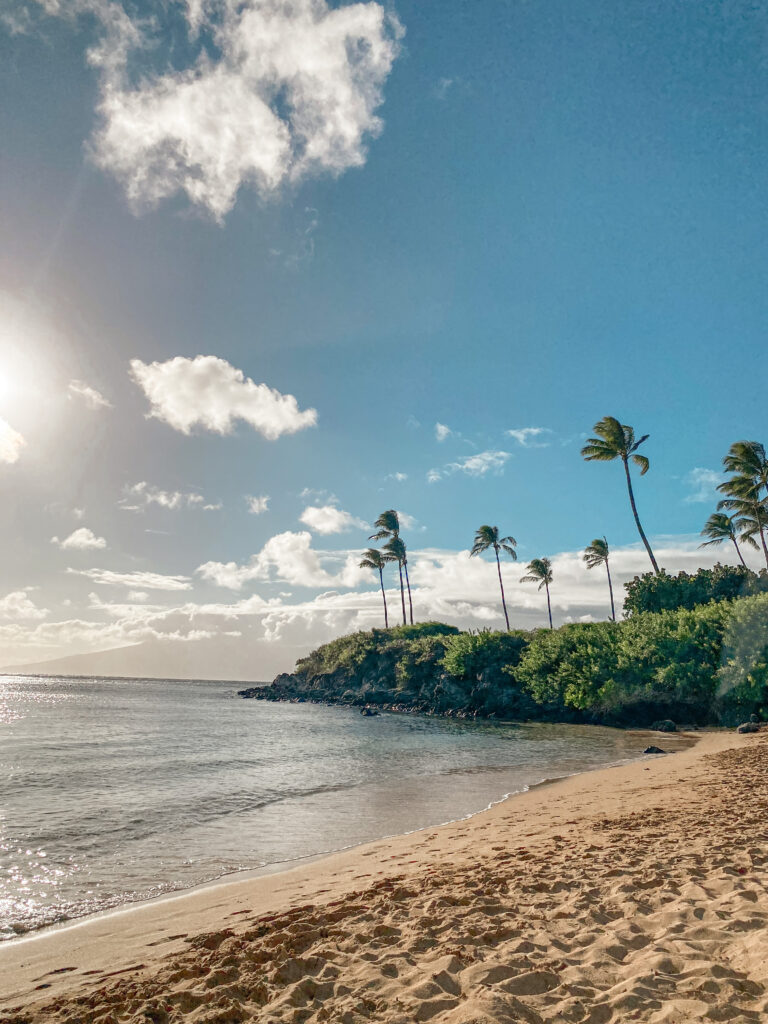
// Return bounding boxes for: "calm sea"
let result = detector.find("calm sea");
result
[0,675,685,940]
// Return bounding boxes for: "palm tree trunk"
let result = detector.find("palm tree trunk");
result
[397,561,407,625]
[623,457,660,573]
[730,536,748,570]
[605,559,616,621]
[403,559,414,625]
[494,547,510,630]
[378,567,389,628]
[545,582,553,629]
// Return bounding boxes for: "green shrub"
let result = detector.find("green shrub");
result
[718,592,768,723]
[624,564,768,616]
[515,622,619,712]
[442,629,530,680]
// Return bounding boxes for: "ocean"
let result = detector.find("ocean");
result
[0,674,686,940]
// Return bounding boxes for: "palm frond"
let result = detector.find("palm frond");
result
[632,453,650,475]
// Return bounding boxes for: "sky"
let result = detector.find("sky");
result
[0,0,766,679]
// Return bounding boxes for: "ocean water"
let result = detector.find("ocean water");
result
[0,675,688,940]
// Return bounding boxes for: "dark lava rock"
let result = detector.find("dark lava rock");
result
[651,719,677,733]
[737,721,761,734]
[360,707,379,717]
[750,714,761,724]
[643,746,666,754]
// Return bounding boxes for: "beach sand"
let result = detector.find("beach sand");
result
[1,729,767,1023]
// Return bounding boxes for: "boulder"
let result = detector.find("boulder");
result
[651,719,677,733]
[737,721,761,734]
[643,746,666,754]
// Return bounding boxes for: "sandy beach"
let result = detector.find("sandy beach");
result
[1,729,767,1023]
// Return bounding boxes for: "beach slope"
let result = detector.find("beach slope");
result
[2,730,767,1023]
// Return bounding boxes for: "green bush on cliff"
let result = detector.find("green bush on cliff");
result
[515,602,732,724]
[514,622,619,712]
[717,592,768,723]
[442,630,530,681]
[623,564,768,616]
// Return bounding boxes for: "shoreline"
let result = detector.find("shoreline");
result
[3,728,754,1022]
[0,724,694,949]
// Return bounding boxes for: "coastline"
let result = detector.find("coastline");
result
[5,728,768,1022]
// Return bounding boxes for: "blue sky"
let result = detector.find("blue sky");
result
[0,0,765,677]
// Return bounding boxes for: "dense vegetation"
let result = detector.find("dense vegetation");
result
[624,564,768,616]
[246,592,768,728]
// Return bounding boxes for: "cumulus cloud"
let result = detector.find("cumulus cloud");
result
[0,417,25,464]
[506,426,552,448]
[130,355,317,439]
[68,568,192,590]
[68,379,112,409]
[38,0,402,219]
[246,495,270,515]
[299,504,367,534]
[0,591,49,621]
[52,527,108,550]
[427,450,511,483]
[434,422,452,442]
[197,530,365,589]
[120,481,221,511]
[684,467,723,504]
[385,471,408,483]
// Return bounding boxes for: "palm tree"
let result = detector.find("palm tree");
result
[520,557,554,629]
[469,525,517,630]
[716,494,768,570]
[382,536,408,625]
[583,537,615,621]
[699,512,749,570]
[370,510,413,624]
[718,441,768,568]
[580,417,660,574]
[359,548,390,627]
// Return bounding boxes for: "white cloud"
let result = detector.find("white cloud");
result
[197,530,365,590]
[396,510,422,532]
[385,471,408,483]
[684,467,722,504]
[50,0,403,220]
[427,450,511,482]
[73,508,85,520]
[299,504,367,534]
[246,495,270,515]
[130,355,317,439]
[435,422,452,442]
[0,591,49,621]
[506,426,552,448]
[126,590,149,602]
[0,417,25,464]
[52,527,108,550]
[68,568,192,591]
[120,481,221,511]
[68,379,112,410]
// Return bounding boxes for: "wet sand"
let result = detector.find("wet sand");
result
[2,729,767,1023]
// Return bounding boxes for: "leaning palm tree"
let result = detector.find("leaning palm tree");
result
[718,441,768,568]
[382,536,408,625]
[370,510,413,624]
[469,525,517,630]
[699,512,749,570]
[583,537,615,621]
[580,417,659,574]
[717,494,768,569]
[359,548,390,627]
[520,557,554,629]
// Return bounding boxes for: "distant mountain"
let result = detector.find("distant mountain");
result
[0,637,288,682]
